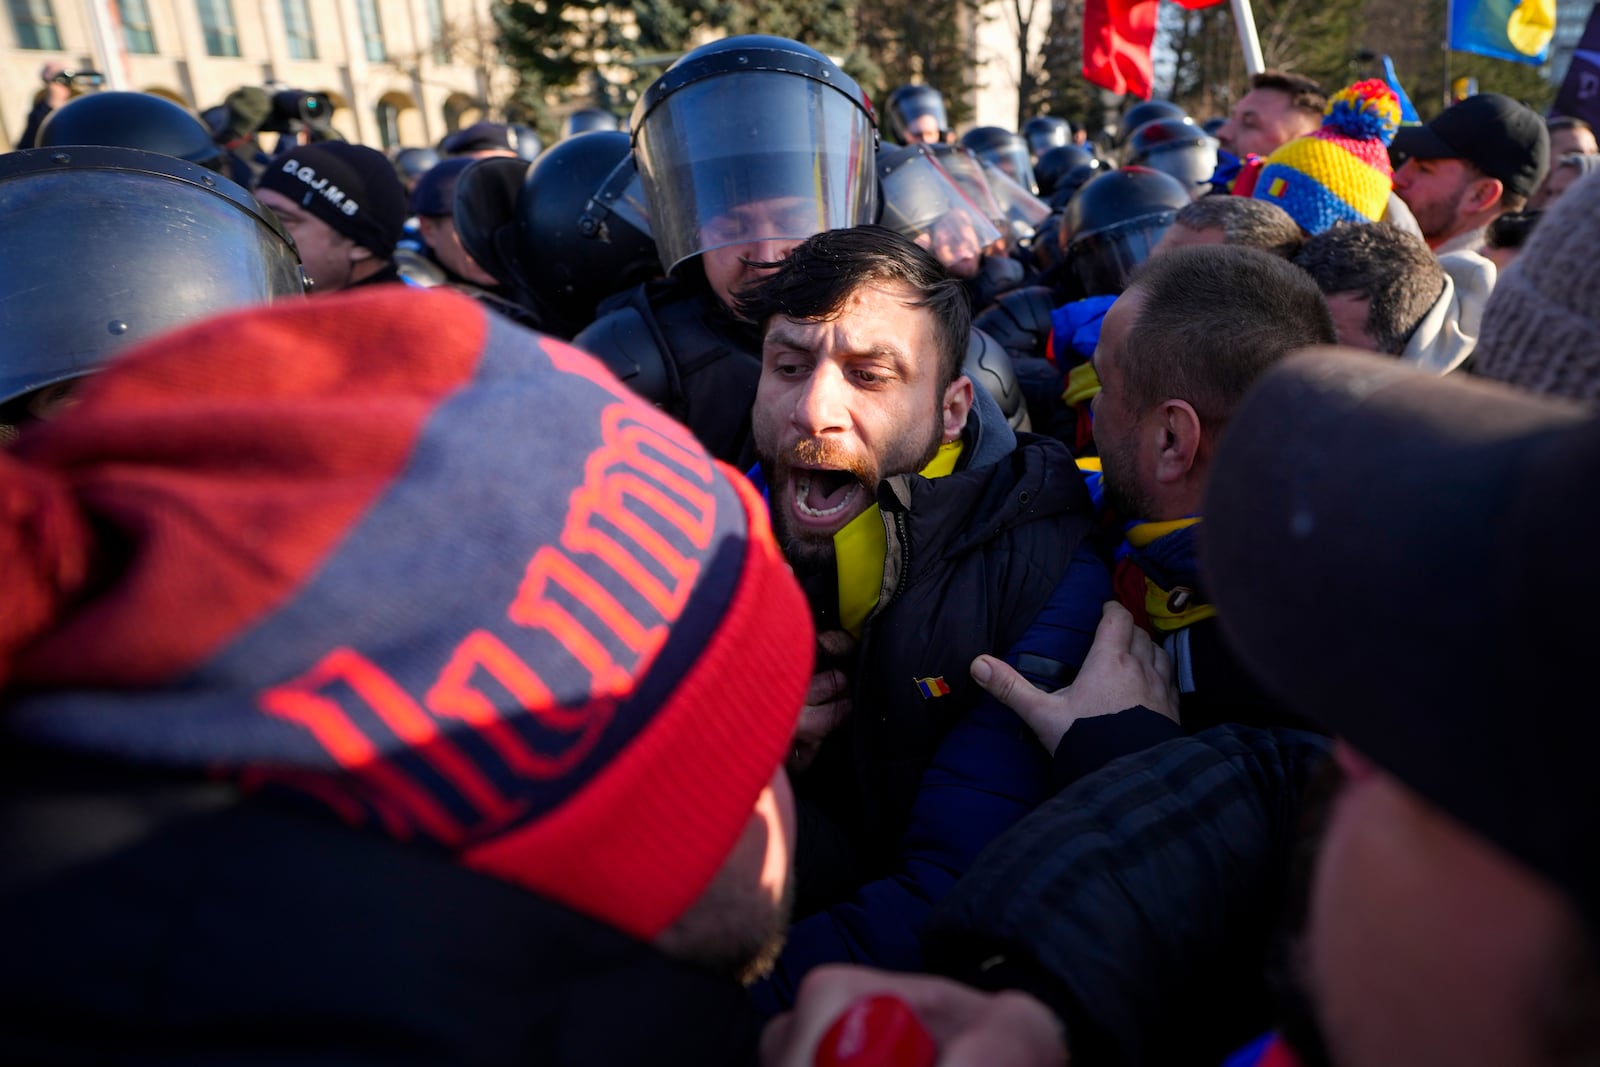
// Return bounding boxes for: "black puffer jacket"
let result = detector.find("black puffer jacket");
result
[794,387,1097,894]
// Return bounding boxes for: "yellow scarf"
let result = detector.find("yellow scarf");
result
[1124,516,1216,632]
[1062,362,1102,408]
[834,441,964,637]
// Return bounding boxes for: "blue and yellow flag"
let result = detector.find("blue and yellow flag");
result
[1380,55,1421,125]
[1449,0,1556,66]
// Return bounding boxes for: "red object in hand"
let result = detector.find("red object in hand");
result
[814,993,938,1067]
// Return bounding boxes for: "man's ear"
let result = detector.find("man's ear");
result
[1463,175,1505,217]
[1152,398,1203,484]
[942,375,975,442]
[348,239,375,264]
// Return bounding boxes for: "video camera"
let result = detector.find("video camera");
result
[259,90,334,133]
[51,70,106,89]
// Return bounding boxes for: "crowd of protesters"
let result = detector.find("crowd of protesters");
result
[1,35,1597,1067]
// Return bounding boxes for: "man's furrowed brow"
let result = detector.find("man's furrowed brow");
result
[764,324,816,352]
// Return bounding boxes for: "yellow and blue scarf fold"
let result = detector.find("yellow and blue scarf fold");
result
[834,441,964,637]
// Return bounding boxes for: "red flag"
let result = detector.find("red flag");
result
[1083,0,1160,99]
[1083,0,1225,100]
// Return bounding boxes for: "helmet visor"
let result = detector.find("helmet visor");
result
[583,152,654,239]
[933,148,1007,232]
[636,72,877,272]
[1025,123,1070,158]
[973,141,1038,195]
[889,91,948,142]
[1068,212,1175,297]
[979,160,1053,239]
[0,158,304,405]
[879,147,1002,274]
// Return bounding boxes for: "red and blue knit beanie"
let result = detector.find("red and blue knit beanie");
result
[1252,80,1401,234]
[0,287,813,942]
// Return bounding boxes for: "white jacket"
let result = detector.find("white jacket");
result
[1400,249,1497,374]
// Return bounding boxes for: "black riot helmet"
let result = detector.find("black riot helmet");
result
[37,91,223,171]
[1126,117,1217,197]
[562,108,620,138]
[966,328,1030,432]
[1022,116,1073,160]
[392,145,441,188]
[885,84,949,145]
[1062,166,1189,297]
[630,35,878,276]
[1050,158,1111,210]
[1034,144,1097,199]
[877,144,1002,279]
[509,124,543,161]
[1117,99,1186,143]
[925,143,1048,247]
[0,147,305,412]
[961,126,1037,194]
[514,130,661,337]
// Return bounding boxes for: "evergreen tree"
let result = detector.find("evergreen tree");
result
[854,0,980,129]
[497,0,869,134]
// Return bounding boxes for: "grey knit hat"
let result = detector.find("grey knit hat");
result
[1473,167,1600,401]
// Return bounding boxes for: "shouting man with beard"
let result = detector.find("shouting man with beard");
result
[740,225,1110,932]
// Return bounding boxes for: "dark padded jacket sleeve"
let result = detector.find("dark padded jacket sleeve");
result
[750,544,1108,1016]
[922,725,1333,1067]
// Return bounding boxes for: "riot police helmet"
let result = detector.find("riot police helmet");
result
[877,144,1002,279]
[1126,116,1218,197]
[1050,158,1111,210]
[885,84,949,145]
[966,327,1030,432]
[392,145,441,187]
[514,130,661,337]
[960,125,1038,194]
[509,124,543,161]
[562,108,620,138]
[925,144,1006,230]
[1034,144,1096,198]
[37,91,223,172]
[1117,99,1186,142]
[630,35,878,279]
[1062,166,1189,296]
[578,149,653,245]
[1022,115,1073,160]
[0,146,305,416]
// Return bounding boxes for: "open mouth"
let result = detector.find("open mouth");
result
[791,467,863,521]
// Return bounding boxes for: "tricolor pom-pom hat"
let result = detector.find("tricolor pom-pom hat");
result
[1252,79,1402,234]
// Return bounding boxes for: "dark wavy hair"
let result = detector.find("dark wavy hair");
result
[736,225,971,391]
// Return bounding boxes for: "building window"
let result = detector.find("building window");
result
[116,0,157,53]
[195,0,240,57]
[375,100,400,149]
[425,0,446,65]
[8,0,61,50]
[356,0,385,62]
[279,0,315,59]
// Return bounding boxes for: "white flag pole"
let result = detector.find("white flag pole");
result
[1230,0,1267,76]
[86,0,131,90]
